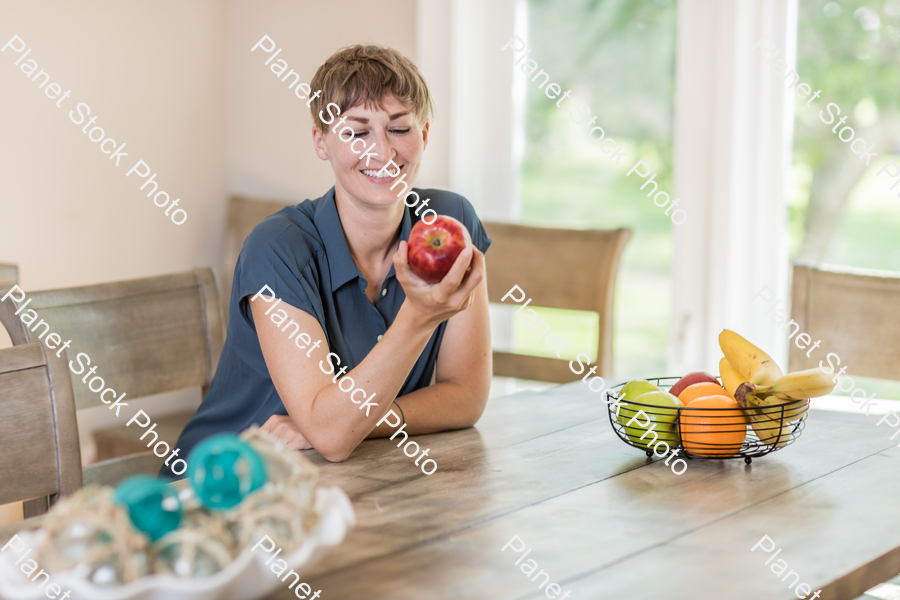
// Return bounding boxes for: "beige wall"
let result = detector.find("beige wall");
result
[0,0,228,290]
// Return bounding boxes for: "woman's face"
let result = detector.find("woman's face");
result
[313,94,429,210]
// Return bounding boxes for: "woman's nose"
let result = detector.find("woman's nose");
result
[368,130,395,165]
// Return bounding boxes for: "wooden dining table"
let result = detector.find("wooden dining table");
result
[281,382,900,600]
[3,382,899,600]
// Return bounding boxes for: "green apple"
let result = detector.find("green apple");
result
[616,389,684,450]
[614,380,660,443]
[617,380,660,405]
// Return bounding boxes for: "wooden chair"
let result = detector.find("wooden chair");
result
[484,222,631,383]
[0,343,82,518]
[222,196,292,324]
[0,263,17,293]
[0,268,225,486]
[789,263,900,381]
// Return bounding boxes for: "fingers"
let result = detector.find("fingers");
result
[259,414,282,434]
[393,241,423,285]
[392,241,409,275]
[437,246,474,295]
[456,248,485,298]
[394,241,429,293]
[274,419,309,450]
[395,240,408,263]
[285,435,311,451]
[259,414,310,449]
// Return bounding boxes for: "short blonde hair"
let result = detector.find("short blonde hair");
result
[309,45,434,131]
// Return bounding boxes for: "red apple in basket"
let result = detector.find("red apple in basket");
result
[407,215,471,283]
[668,371,719,397]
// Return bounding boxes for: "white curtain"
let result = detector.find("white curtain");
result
[670,0,798,374]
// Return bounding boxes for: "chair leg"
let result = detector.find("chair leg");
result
[22,497,49,518]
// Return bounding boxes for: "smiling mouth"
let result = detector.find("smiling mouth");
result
[361,165,403,180]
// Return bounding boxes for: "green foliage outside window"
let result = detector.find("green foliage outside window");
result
[516,0,677,379]
[791,0,900,269]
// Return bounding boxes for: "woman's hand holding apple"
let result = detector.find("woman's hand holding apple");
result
[393,239,485,330]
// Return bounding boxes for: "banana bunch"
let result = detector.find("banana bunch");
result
[720,354,793,448]
[734,382,793,448]
[749,367,837,425]
[753,368,837,401]
[718,330,836,448]
[719,330,783,386]
[718,357,745,398]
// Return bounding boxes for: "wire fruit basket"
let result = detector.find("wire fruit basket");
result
[606,377,807,464]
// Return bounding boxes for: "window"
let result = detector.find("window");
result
[788,0,900,405]
[513,0,678,379]
[789,0,900,270]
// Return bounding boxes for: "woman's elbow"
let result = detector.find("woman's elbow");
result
[460,388,489,427]
[319,444,353,463]
[319,450,350,462]
[312,434,355,462]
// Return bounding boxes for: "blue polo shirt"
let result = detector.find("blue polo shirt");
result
[162,187,491,478]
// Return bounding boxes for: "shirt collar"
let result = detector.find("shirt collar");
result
[314,187,414,292]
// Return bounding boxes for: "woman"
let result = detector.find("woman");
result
[162,45,491,477]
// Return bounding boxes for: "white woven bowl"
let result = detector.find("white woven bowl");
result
[0,487,355,600]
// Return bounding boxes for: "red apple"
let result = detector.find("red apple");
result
[668,371,719,397]
[407,215,471,283]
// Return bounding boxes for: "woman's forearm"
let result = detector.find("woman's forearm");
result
[366,380,485,439]
[366,274,492,441]
[302,301,437,460]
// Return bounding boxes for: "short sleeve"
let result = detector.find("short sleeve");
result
[234,215,324,327]
[455,193,492,254]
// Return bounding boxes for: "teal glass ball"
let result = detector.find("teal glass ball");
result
[188,434,267,510]
[114,475,182,542]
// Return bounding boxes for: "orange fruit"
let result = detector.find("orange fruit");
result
[678,381,731,406]
[679,395,748,457]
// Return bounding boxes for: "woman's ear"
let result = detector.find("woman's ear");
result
[420,120,430,150]
[312,125,330,161]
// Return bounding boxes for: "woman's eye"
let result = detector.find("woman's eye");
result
[352,131,368,138]
[391,128,411,134]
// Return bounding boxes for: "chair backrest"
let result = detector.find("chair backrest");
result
[0,263,17,293]
[0,343,82,517]
[0,268,225,410]
[222,196,292,323]
[789,263,900,381]
[483,222,631,383]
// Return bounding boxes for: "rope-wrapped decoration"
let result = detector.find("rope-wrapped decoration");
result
[19,427,321,585]
[32,486,151,586]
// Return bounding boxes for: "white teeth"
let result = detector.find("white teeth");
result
[362,168,398,179]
